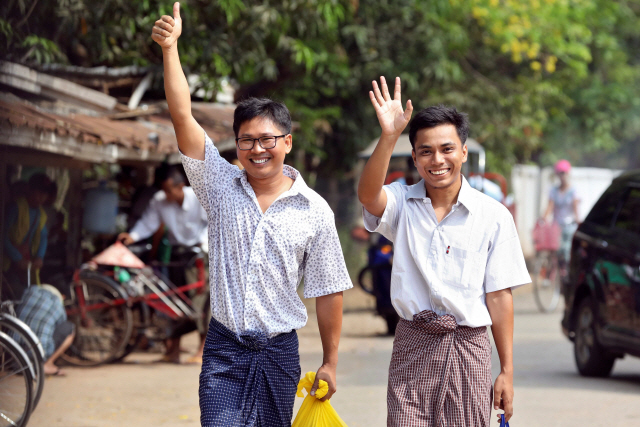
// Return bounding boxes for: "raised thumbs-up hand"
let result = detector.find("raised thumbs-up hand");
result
[151,2,182,49]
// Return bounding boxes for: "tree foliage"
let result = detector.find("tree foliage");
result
[2,0,639,172]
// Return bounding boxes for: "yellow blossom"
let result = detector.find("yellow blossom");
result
[545,56,557,73]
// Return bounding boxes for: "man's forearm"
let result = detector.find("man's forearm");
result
[357,134,398,206]
[316,292,343,366]
[487,289,514,373]
[162,44,192,125]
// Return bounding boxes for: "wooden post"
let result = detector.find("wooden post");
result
[0,147,6,295]
[66,169,83,268]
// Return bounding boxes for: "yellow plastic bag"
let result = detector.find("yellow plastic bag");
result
[291,371,349,427]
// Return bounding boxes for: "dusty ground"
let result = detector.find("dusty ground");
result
[29,285,640,427]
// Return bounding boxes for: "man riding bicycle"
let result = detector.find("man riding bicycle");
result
[543,159,580,271]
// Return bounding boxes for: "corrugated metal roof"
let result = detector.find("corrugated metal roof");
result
[0,93,237,162]
[36,64,152,78]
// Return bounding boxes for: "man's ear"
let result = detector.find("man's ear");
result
[284,134,293,154]
[411,149,417,167]
[461,142,468,163]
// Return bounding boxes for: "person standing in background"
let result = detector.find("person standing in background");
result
[3,173,56,298]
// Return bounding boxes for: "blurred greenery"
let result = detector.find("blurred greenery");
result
[2,0,639,173]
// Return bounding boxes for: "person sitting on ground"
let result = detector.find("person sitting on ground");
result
[16,285,75,376]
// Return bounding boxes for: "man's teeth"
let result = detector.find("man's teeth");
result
[431,169,449,175]
[252,158,269,164]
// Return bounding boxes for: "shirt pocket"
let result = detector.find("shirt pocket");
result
[443,246,485,290]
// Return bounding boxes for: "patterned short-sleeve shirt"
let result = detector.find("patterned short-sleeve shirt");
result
[181,133,352,337]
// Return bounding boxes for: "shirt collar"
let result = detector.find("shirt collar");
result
[236,164,311,201]
[457,175,478,214]
[405,175,478,214]
[180,187,195,211]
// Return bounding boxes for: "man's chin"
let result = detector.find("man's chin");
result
[246,167,276,180]
[422,173,461,189]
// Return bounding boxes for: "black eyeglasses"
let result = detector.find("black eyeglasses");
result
[235,134,288,151]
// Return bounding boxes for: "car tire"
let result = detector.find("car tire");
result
[573,298,616,377]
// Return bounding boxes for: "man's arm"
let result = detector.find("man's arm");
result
[118,200,162,245]
[486,288,515,423]
[310,292,343,402]
[357,77,413,218]
[543,198,554,221]
[572,196,580,223]
[152,2,204,160]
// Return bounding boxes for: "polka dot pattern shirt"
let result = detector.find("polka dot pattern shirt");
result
[181,133,352,337]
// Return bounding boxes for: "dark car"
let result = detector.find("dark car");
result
[562,170,640,377]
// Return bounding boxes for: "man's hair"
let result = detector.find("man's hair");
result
[28,173,53,193]
[233,97,292,137]
[158,166,185,186]
[408,105,470,148]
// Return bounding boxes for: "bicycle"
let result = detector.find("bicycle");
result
[1,270,47,413]
[0,303,45,411]
[62,244,206,366]
[531,219,574,313]
[0,330,35,427]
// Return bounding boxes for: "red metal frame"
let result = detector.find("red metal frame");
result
[66,264,205,321]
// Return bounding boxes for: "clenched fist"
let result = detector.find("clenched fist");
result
[151,2,182,49]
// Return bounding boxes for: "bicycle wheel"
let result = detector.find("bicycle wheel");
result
[0,314,45,410]
[0,331,34,427]
[62,272,133,366]
[532,251,562,312]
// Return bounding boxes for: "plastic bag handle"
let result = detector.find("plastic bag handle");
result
[500,414,510,427]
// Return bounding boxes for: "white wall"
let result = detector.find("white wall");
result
[512,165,623,258]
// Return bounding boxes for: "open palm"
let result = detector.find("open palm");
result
[369,76,413,136]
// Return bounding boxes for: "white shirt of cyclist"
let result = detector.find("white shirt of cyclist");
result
[363,175,531,328]
[180,133,352,337]
[129,186,208,248]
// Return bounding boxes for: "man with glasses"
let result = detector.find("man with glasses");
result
[151,3,352,426]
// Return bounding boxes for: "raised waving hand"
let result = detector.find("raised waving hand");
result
[369,76,413,137]
[151,2,183,49]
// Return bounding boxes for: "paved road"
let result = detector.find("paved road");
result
[30,286,640,426]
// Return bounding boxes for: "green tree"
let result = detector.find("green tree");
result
[3,0,640,173]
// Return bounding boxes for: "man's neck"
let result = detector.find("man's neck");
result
[425,174,463,210]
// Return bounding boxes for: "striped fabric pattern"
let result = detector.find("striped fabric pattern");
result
[388,310,493,427]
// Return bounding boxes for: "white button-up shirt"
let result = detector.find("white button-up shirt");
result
[181,134,352,337]
[129,187,208,247]
[363,176,530,327]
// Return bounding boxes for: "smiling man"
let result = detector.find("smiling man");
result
[358,77,530,426]
[151,3,352,426]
